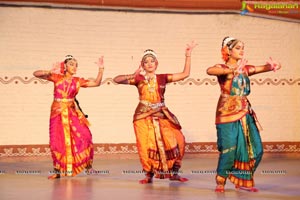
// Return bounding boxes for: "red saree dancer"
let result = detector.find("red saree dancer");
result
[33,55,105,179]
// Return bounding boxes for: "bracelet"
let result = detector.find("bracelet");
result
[269,64,276,72]
[126,74,134,80]
[185,54,191,57]
[266,59,278,72]
[43,70,51,76]
[99,67,104,70]
[251,66,256,74]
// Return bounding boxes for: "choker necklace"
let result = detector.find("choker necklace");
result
[226,63,238,70]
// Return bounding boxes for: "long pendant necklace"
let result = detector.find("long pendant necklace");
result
[145,74,156,93]
[237,76,247,96]
[62,77,72,98]
[226,63,239,84]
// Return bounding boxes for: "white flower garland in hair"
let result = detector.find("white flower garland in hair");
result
[142,50,157,59]
[222,37,236,48]
[64,55,74,61]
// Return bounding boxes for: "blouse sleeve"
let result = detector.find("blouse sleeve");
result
[47,73,61,82]
[166,74,173,83]
[245,65,256,76]
[130,74,145,86]
[128,76,136,85]
[78,77,90,88]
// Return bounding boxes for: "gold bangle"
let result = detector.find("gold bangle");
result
[126,74,134,80]
[44,70,51,76]
[251,66,256,74]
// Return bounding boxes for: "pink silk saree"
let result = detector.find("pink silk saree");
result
[47,74,93,176]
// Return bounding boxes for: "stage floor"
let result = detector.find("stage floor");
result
[0,156,299,200]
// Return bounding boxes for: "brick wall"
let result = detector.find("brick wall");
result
[0,6,299,145]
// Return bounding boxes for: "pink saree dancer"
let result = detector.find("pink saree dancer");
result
[49,74,93,177]
[33,55,105,179]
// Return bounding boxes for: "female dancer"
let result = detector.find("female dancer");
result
[33,55,104,179]
[113,42,197,184]
[207,37,281,192]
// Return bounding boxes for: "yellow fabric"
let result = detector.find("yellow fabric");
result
[130,74,184,176]
[216,95,249,124]
[134,117,183,174]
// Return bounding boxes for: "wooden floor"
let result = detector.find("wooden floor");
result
[0,156,299,200]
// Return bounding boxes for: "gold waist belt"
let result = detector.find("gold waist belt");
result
[221,93,247,99]
[54,98,74,103]
[140,100,165,109]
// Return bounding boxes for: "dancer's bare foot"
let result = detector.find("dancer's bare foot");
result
[139,177,153,184]
[215,185,225,193]
[48,174,60,180]
[169,174,188,182]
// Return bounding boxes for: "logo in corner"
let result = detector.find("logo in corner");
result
[240,1,254,15]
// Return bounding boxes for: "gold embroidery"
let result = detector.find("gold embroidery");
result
[152,117,168,172]
[222,146,236,154]
[61,106,73,176]
[240,117,255,159]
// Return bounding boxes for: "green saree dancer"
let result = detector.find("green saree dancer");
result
[207,36,281,192]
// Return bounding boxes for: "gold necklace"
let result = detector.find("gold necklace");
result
[226,63,238,70]
[145,74,156,93]
[62,77,72,98]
